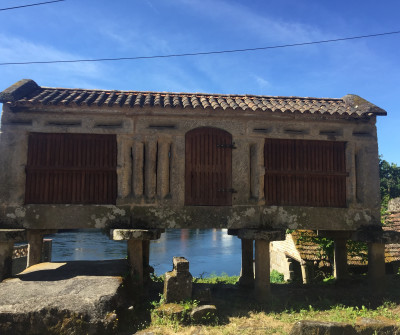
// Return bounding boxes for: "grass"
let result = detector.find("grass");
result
[120,273,400,335]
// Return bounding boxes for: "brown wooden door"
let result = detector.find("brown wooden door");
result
[185,127,232,206]
[25,133,117,204]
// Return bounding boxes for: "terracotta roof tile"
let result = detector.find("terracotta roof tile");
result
[0,79,387,117]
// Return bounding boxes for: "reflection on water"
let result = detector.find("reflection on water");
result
[47,229,242,277]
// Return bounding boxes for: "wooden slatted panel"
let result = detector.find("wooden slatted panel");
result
[25,133,117,204]
[264,139,346,207]
[185,127,232,206]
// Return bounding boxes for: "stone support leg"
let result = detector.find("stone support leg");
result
[368,242,385,287]
[27,230,44,267]
[0,242,14,281]
[112,229,163,287]
[238,238,254,287]
[128,239,144,286]
[333,238,348,280]
[254,239,270,301]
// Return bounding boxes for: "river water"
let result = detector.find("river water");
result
[47,229,242,277]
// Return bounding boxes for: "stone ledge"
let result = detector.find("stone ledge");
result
[0,229,26,242]
[352,228,400,244]
[0,260,128,335]
[111,229,163,241]
[235,229,286,241]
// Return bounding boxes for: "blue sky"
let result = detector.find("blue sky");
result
[1,0,399,163]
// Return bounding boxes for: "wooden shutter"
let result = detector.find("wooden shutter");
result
[25,133,117,204]
[185,127,232,206]
[264,139,347,207]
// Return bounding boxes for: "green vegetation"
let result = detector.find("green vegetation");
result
[194,272,239,284]
[270,269,285,283]
[380,157,400,219]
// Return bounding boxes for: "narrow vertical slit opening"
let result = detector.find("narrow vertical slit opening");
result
[168,143,172,196]
[155,142,159,197]
[130,146,134,197]
[249,144,253,199]
[142,143,146,196]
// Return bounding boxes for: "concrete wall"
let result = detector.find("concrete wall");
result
[0,102,381,230]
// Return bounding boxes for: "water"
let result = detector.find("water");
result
[47,229,242,277]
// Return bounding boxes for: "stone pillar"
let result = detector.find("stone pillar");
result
[0,229,26,282]
[333,238,348,280]
[128,239,144,285]
[237,229,285,302]
[255,239,270,301]
[318,231,351,282]
[27,230,57,267]
[0,242,14,281]
[368,242,385,286]
[238,238,254,287]
[27,230,44,267]
[112,229,163,286]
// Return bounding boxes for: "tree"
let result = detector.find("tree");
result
[379,157,400,214]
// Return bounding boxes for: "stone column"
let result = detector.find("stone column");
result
[238,238,254,287]
[27,230,43,267]
[237,229,286,302]
[0,242,14,281]
[112,229,163,286]
[127,239,144,285]
[318,231,351,282]
[0,229,26,282]
[368,242,385,286]
[255,239,270,301]
[27,230,57,267]
[333,238,348,280]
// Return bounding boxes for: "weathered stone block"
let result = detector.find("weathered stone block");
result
[164,257,192,303]
[190,305,217,323]
[173,256,189,273]
[111,229,161,241]
[290,320,356,335]
[237,229,286,241]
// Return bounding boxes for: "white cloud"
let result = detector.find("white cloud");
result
[0,33,107,90]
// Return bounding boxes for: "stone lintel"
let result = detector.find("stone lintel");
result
[317,230,353,239]
[0,229,26,242]
[111,229,162,241]
[237,229,285,241]
[352,227,400,244]
[28,229,58,235]
[227,229,239,236]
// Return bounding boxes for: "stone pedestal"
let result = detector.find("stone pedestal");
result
[238,238,254,287]
[236,229,285,302]
[318,231,351,281]
[333,238,348,280]
[255,239,270,301]
[368,242,385,287]
[164,257,192,303]
[0,229,26,281]
[27,230,57,267]
[111,229,163,286]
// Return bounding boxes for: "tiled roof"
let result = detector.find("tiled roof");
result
[0,79,387,117]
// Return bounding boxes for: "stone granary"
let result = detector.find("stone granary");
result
[0,79,389,299]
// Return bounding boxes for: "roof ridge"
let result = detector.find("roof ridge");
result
[40,86,344,101]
